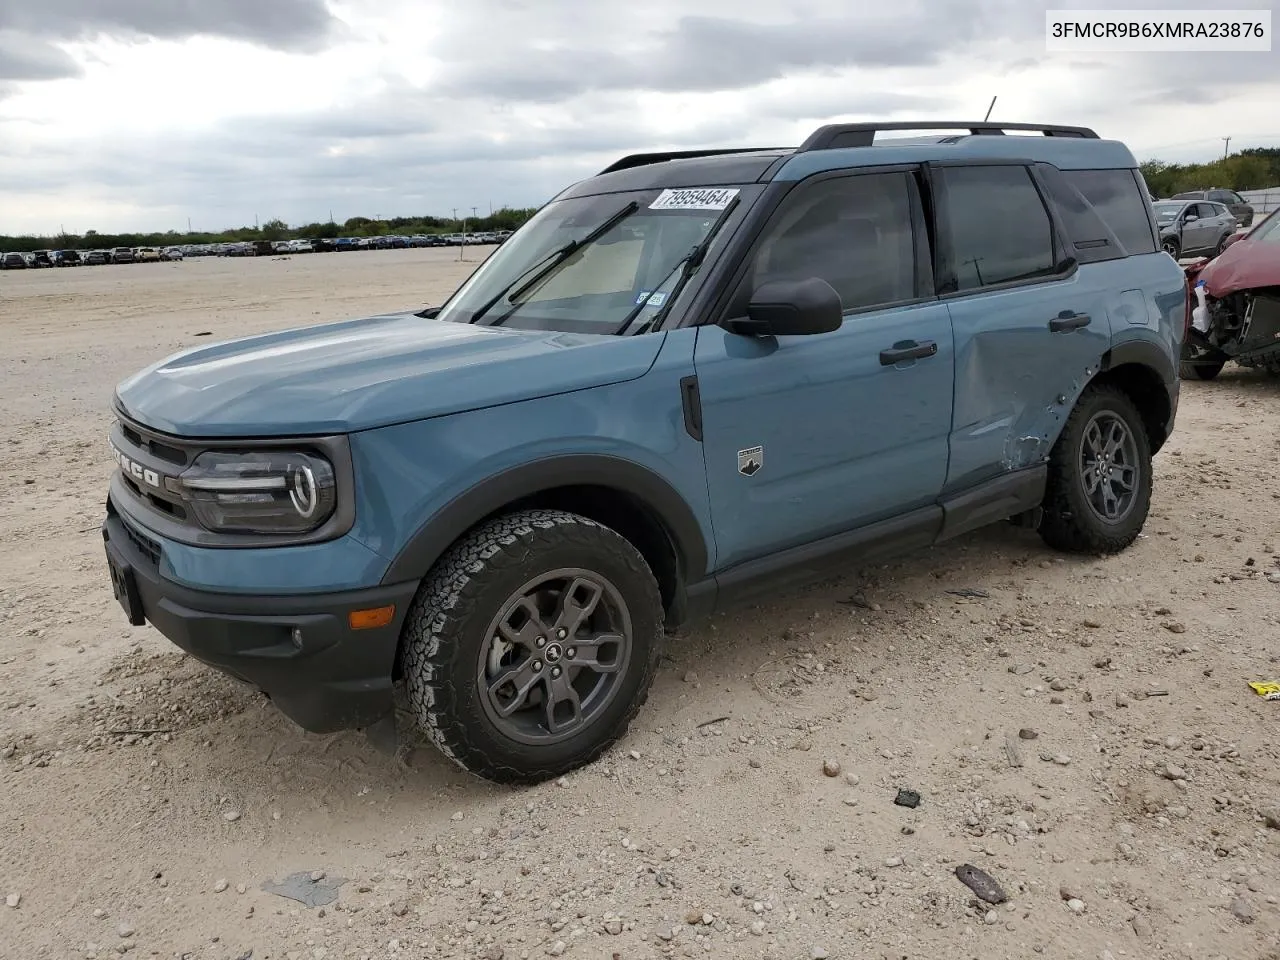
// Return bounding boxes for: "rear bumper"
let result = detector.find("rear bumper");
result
[101,503,419,734]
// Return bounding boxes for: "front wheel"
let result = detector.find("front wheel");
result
[1161,237,1181,259]
[1038,384,1153,555]
[401,509,663,784]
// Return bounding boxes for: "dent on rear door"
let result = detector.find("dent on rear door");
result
[946,278,1112,489]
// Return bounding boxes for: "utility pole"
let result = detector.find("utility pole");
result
[1222,137,1231,160]
[187,217,192,233]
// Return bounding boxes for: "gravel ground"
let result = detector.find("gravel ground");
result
[1,249,1278,960]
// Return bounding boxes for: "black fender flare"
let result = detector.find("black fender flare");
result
[379,454,710,586]
[1100,338,1175,385]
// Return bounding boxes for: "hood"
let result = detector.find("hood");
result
[1197,229,1280,297]
[115,311,664,437]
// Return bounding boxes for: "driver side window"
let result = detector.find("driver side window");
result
[748,172,918,313]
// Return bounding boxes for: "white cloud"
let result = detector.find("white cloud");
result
[0,0,1277,234]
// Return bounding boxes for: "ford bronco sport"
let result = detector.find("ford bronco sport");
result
[103,121,1186,783]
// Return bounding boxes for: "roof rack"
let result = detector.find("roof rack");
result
[597,148,787,175]
[797,122,1099,152]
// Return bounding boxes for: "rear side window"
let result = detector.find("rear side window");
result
[1062,169,1157,255]
[936,165,1057,291]
[1034,163,1123,264]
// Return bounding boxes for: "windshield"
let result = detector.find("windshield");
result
[434,186,757,334]
[1152,202,1183,219]
[1248,209,1280,244]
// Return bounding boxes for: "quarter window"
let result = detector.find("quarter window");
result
[749,172,918,311]
[937,165,1056,291]
[1063,169,1157,255]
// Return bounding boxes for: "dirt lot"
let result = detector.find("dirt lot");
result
[2,250,1278,960]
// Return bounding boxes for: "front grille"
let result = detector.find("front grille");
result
[120,422,190,466]
[111,412,202,531]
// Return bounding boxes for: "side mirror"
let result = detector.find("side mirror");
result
[724,277,843,337]
[1183,214,1198,222]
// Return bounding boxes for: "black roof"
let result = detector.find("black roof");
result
[557,149,791,200]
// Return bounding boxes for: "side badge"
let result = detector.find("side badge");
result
[737,445,763,477]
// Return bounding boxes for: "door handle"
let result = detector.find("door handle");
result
[1049,310,1091,332]
[880,340,938,365]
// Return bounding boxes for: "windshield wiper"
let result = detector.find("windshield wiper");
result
[611,194,741,336]
[468,200,639,325]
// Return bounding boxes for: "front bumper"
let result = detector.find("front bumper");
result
[101,501,419,734]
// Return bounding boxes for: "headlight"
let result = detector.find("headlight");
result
[176,450,337,534]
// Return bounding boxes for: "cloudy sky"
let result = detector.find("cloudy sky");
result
[1,0,1276,235]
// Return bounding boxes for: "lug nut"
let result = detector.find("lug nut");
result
[566,647,577,659]
[551,667,562,679]
[532,660,543,672]
[556,628,567,639]
[536,636,546,647]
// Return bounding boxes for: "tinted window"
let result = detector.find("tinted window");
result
[1034,162,1123,263]
[1207,190,1231,202]
[938,165,1055,290]
[1171,191,1203,200]
[1193,203,1216,219]
[1063,169,1157,255]
[751,172,917,310]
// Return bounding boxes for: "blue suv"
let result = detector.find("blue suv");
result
[102,121,1186,783]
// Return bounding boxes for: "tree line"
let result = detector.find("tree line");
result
[0,208,540,254]
[1140,147,1280,198]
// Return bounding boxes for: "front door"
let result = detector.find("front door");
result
[691,169,955,571]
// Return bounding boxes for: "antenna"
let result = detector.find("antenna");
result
[983,96,997,122]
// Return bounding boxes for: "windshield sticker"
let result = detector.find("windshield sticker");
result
[649,188,740,211]
[632,290,669,307]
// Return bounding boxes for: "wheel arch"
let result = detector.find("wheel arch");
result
[380,455,710,622]
[1093,342,1176,454]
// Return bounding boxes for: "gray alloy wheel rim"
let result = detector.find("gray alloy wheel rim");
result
[1162,238,1179,257]
[476,567,633,746]
[1078,411,1141,525]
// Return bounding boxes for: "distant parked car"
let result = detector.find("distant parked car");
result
[111,247,135,264]
[161,246,184,261]
[51,250,82,266]
[1152,200,1238,259]
[313,237,336,252]
[28,249,53,267]
[1169,188,1254,227]
[286,238,314,253]
[82,249,109,265]
[1,251,27,269]
[134,247,161,263]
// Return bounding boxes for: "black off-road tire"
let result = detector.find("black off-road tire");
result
[1038,383,1153,555]
[1179,359,1225,380]
[400,509,663,784]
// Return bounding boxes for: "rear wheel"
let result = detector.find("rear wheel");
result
[400,509,663,784]
[1039,384,1153,555]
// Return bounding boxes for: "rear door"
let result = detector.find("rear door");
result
[933,162,1112,492]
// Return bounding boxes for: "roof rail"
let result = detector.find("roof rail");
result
[597,148,787,175]
[797,122,1099,152]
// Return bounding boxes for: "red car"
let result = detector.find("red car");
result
[1181,206,1280,379]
